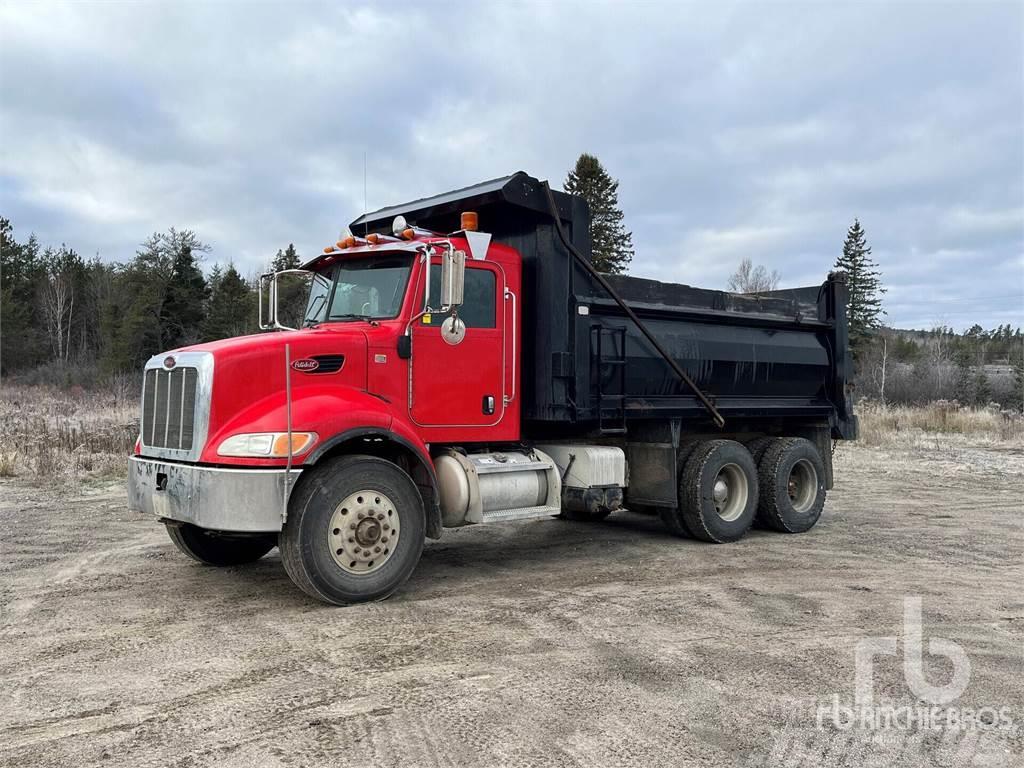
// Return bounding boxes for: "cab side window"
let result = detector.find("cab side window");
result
[427,266,496,328]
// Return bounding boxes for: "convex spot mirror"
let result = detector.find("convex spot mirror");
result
[440,249,466,308]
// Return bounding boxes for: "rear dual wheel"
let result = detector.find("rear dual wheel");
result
[660,436,827,542]
[663,440,759,543]
[755,438,826,533]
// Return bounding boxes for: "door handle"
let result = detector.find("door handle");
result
[482,395,495,415]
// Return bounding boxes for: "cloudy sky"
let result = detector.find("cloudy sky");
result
[1,1,1021,330]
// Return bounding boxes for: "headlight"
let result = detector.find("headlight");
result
[217,432,317,458]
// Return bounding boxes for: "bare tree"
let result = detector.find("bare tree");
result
[878,335,887,405]
[41,271,74,361]
[855,334,892,403]
[910,326,958,403]
[727,258,780,294]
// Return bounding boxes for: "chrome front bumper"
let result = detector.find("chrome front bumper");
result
[128,456,300,532]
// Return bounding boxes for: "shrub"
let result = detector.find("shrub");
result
[0,381,138,482]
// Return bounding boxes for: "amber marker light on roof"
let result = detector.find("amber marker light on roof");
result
[401,228,415,240]
[367,233,381,244]
[323,246,333,254]
[461,211,479,231]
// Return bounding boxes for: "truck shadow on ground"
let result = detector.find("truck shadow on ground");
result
[409,511,774,579]
[160,512,778,606]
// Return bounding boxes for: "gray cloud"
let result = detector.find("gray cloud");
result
[1,1,1021,329]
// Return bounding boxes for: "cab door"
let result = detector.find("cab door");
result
[410,260,505,427]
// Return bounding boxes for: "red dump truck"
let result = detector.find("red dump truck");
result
[128,172,857,604]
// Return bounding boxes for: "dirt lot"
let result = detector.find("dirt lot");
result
[1,437,1022,767]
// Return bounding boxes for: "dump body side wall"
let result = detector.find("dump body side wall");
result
[567,272,855,435]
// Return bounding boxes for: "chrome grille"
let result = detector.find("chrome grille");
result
[142,367,199,450]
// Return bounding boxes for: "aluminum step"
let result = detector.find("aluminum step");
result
[472,459,554,476]
[479,505,562,523]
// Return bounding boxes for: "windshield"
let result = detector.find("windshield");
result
[304,254,414,324]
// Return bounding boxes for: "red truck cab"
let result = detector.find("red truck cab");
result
[204,232,522,463]
[129,223,543,603]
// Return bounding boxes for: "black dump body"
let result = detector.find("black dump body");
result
[353,172,857,442]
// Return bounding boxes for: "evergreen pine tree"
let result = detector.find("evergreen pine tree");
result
[272,243,301,272]
[0,218,47,372]
[204,264,255,340]
[834,218,885,352]
[953,348,973,405]
[1010,341,1024,412]
[270,243,305,326]
[972,367,991,407]
[564,154,634,274]
[161,231,209,349]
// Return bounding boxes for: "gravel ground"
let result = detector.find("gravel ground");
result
[1,440,1022,767]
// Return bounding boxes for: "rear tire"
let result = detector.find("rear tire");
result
[659,505,693,538]
[657,440,702,538]
[672,440,758,543]
[757,438,826,533]
[746,437,776,528]
[166,523,276,566]
[280,455,425,605]
[746,437,775,466]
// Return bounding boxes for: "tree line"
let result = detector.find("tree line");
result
[0,153,635,379]
[0,217,300,378]
[856,324,1024,410]
[4,152,1020,409]
[726,216,1022,410]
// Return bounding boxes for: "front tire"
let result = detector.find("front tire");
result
[166,523,276,566]
[280,455,425,605]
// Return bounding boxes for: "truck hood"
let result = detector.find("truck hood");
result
[170,326,349,359]
[169,327,372,461]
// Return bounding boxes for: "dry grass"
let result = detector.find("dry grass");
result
[1,381,1020,484]
[857,399,1024,447]
[0,382,138,482]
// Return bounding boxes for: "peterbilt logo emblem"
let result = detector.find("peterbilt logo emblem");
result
[163,356,176,369]
[291,359,320,372]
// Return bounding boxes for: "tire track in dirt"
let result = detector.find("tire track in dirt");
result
[1,444,1022,767]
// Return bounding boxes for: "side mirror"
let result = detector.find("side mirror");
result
[258,269,312,331]
[440,249,466,308]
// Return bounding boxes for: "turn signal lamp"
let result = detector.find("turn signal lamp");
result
[461,211,479,231]
[272,433,314,456]
[218,432,317,458]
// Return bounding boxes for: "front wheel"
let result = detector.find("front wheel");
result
[280,455,425,605]
[166,523,276,566]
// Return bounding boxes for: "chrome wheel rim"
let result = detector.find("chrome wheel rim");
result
[712,463,748,522]
[788,459,818,514]
[328,490,399,574]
